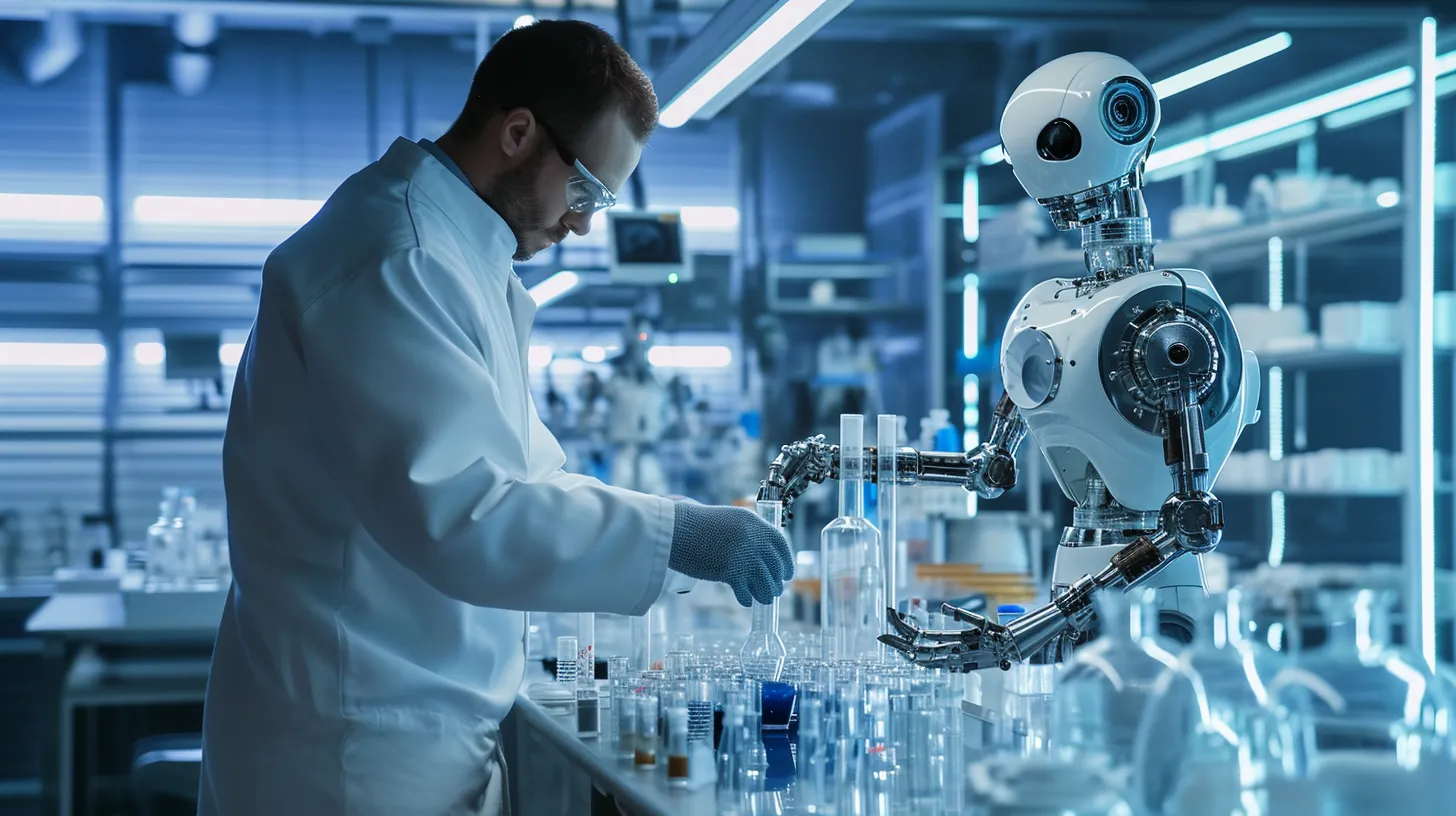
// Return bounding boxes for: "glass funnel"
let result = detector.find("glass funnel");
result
[1051,587,1181,768]
[1132,588,1282,816]
[820,414,883,663]
[1246,565,1456,813]
[741,501,788,682]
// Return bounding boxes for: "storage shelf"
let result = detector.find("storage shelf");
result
[1257,345,1401,369]
[1217,482,1453,497]
[963,205,1412,292]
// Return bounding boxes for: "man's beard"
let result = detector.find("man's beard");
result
[482,146,551,262]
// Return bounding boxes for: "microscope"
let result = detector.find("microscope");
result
[758,53,1261,670]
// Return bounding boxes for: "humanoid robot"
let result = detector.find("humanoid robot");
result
[758,53,1261,669]
[605,313,669,494]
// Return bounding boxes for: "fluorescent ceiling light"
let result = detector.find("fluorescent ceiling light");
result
[132,195,322,228]
[220,343,245,367]
[528,346,554,369]
[0,193,104,223]
[1153,33,1292,98]
[133,342,166,366]
[1416,16,1437,670]
[1322,72,1456,130]
[1211,121,1316,162]
[962,167,980,244]
[581,345,607,364]
[1148,49,1456,174]
[550,358,586,376]
[528,271,581,307]
[1377,191,1402,208]
[133,341,246,366]
[646,345,733,368]
[981,35,1292,167]
[678,206,740,231]
[658,0,853,127]
[0,341,106,366]
[513,15,535,29]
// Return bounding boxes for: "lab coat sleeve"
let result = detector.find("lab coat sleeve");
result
[298,247,676,615]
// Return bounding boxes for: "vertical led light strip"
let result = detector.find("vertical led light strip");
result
[1268,366,1285,463]
[963,374,981,517]
[1267,237,1284,311]
[962,273,980,359]
[1417,16,1438,670]
[1269,491,1287,567]
[963,166,980,244]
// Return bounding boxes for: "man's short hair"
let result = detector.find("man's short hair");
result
[451,20,657,147]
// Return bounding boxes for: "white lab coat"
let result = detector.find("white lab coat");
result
[199,137,684,815]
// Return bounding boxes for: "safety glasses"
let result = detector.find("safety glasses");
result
[535,116,618,215]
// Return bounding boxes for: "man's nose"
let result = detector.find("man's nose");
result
[563,210,591,237]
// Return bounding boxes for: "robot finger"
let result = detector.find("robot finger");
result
[940,602,999,632]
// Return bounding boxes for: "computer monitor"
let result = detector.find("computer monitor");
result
[163,333,222,382]
[608,211,692,284]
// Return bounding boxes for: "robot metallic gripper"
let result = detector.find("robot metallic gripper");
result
[757,52,1262,672]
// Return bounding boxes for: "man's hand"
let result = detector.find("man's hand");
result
[668,503,794,606]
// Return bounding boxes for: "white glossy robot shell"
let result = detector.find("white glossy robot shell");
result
[998,52,1161,202]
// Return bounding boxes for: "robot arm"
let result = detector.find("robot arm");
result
[879,388,1224,671]
[755,395,1029,522]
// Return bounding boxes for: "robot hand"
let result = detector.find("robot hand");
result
[879,597,1096,672]
[757,435,834,523]
[961,394,1028,500]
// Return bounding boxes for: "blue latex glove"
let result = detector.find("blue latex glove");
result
[669,502,794,607]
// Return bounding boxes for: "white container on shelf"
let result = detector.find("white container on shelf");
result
[1320,301,1404,348]
[1228,304,1310,351]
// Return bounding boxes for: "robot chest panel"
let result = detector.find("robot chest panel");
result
[1002,274,1243,432]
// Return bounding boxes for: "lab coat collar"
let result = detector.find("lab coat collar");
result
[377,137,517,266]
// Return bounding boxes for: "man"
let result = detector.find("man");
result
[199,20,791,816]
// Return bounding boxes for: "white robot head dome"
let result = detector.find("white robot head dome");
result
[998,52,1160,204]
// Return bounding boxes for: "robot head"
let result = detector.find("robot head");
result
[999,53,1160,225]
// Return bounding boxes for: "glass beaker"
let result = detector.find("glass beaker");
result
[145,487,181,589]
[1051,588,1180,768]
[821,414,884,663]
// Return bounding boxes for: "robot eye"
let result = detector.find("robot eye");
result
[1100,77,1155,145]
[1036,119,1081,162]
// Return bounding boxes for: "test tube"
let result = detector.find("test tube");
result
[635,692,659,767]
[555,636,579,684]
[666,706,690,787]
[631,612,652,673]
[614,685,637,761]
[575,616,599,737]
[674,633,696,654]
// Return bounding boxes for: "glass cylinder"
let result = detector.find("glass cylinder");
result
[635,693,659,767]
[145,487,181,589]
[1051,588,1180,768]
[555,636,579,685]
[717,703,746,813]
[614,684,637,761]
[821,414,884,663]
[876,414,900,636]
[666,706,690,787]
[742,501,789,682]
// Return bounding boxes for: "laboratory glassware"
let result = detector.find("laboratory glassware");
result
[876,414,900,641]
[145,487,181,588]
[820,414,884,663]
[796,691,829,813]
[966,754,1133,816]
[1247,567,1456,813]
[575,615,599,736]
[635,691,659,767]
[717,703,746,814]
[1132,589,1277,816]
[614,683,637,761]
[170,489,199,587]
[666,705,690,787]
[1051,587,1179,768]
[742,501,789,682]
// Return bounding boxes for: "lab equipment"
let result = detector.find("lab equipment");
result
[1051,589,1178,768]
[145,487,181,588]
[717,703,746,813]
[607,656,632,756]
[742,501,789,681]
[635,692,659,767]
[819,414,884,662]
[575,614,599,736]
[614,682,637,761]
[1132,588,1274,816]
[1247,567,1455,811]
[762,51,1260,671]
[666,706,690,787]
[876,414,901,627]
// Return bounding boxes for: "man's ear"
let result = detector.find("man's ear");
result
[499,108,535,160]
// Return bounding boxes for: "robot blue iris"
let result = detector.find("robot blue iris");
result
[758,52,1262,669]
